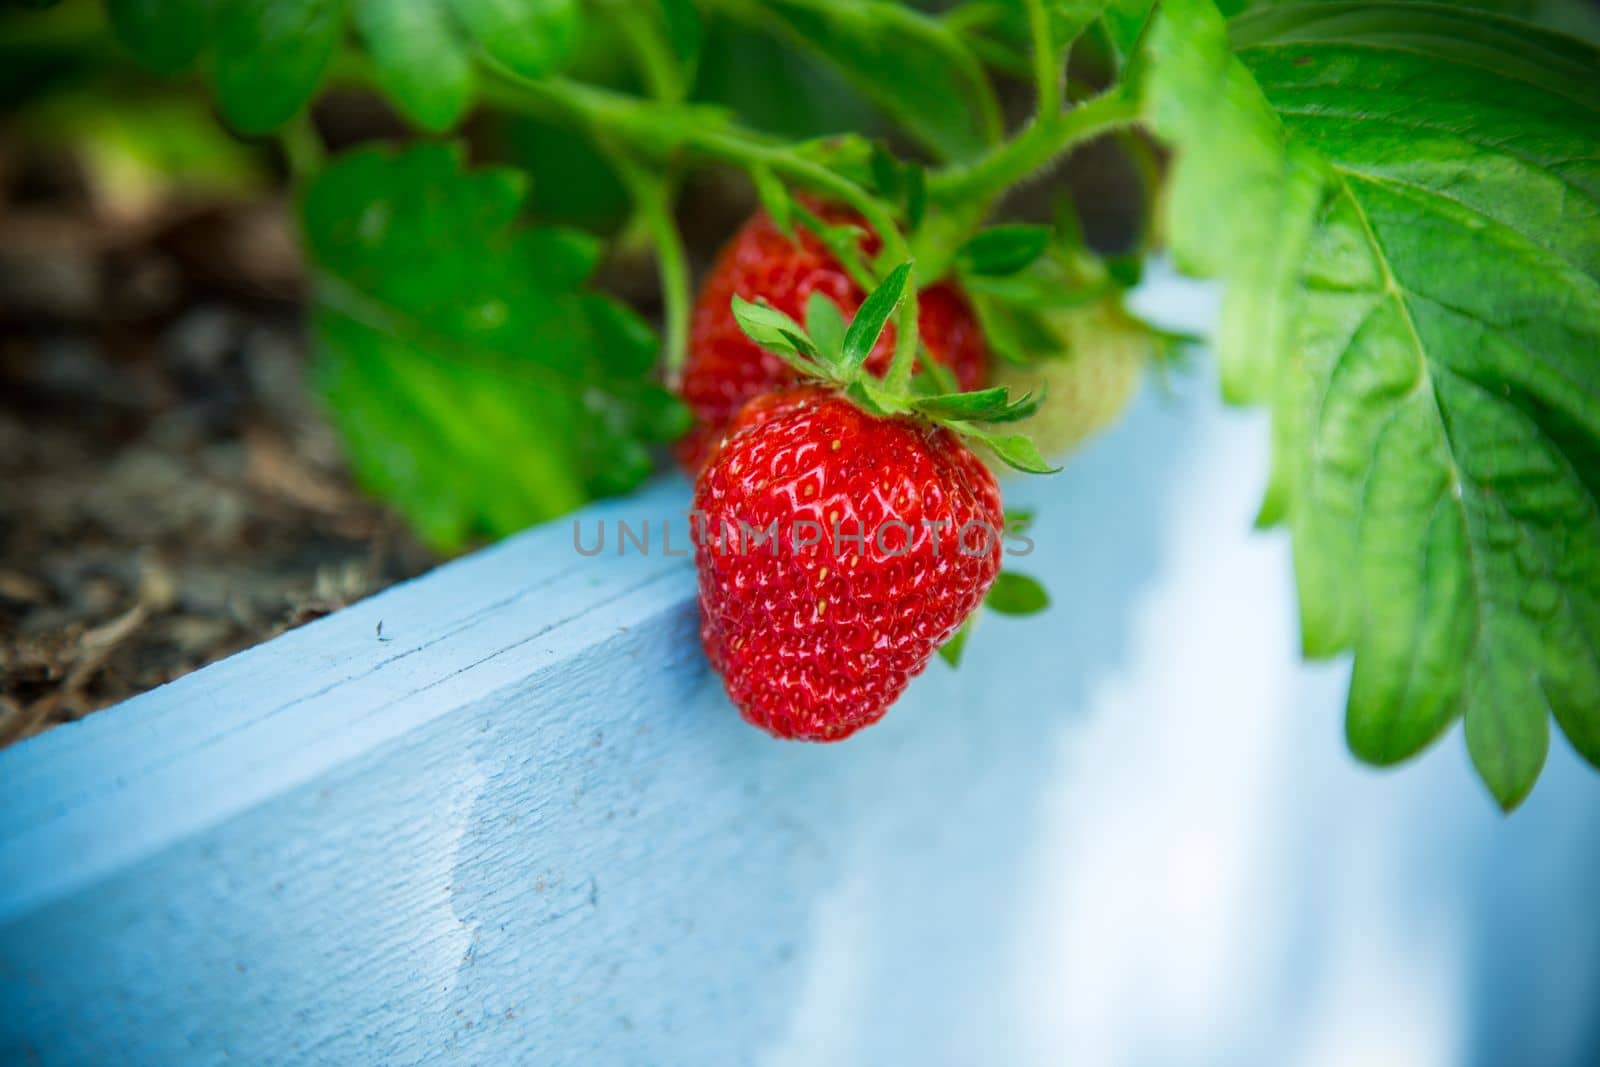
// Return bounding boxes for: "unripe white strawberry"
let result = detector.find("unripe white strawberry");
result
[993,301,1149,459]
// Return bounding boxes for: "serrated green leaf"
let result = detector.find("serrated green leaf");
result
[1144,0,1600,809]
[107,0,207,73]
[741,0,1003,161]
[842,261,911,371]
[805,290,848,360]
[958,225,1053,277]
[356,0,474,132]
[303,143,681,551]
[451,0,578,79]
[986,572,1050,616]
[102,0,476,133]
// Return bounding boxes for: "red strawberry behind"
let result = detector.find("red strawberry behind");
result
[694,386,1004,740]
[689,262,1052,741]
[677,203,989,471]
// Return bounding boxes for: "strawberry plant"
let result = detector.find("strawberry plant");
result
[17,0,1598,808]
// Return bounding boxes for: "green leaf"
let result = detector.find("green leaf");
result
[101,0,479,133]
[958,225,1053,277]
[742,0,1003,161]
[1101,0,1155,62]
[938,618,972,667]
[986,572,1051,616]
[211,0,350,133]
[841,261,911,371]
[659,0,702,65]
[730,296,825,372]
[1143,0,1600,808]
[303,143,683,551]
[913,386,1040,424]
[107,0,207,73]
[451,0,578,79]
[904,162,927,231]
[1005,507,1035,535]
[869,141,903,199]
[946,1,1110,76]
[356,0,475,132]
[805,291,848,360]
[949,423,1061,474]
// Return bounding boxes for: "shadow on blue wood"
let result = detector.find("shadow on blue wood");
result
[2,274,1598,1066]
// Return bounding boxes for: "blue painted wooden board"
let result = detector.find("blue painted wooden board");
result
[3,274,1599,1066]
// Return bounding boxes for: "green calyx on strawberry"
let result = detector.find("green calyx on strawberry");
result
[726,262,1059,476]
[693,264,1055,742]
[676,203,990,473]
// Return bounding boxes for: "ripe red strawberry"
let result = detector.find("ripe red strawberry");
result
[677,203,989,471]
[694,386,1004,741]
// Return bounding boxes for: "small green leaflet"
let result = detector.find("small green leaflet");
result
[750,165,794,237]
[938,618,973,667]
[841,262,911,370]
[913,386,1041,424]
[101,0,578,132]
[1142,0,1600,809]
[948,423,1060,474]
[356,0,474,132]
[1005,507,1036,535]
[730,297,824,372]
[868,143,929,230]
[303,143,684,551]
[212,0,350,134]
[804,292,848,360]
[452,0,578,81]
[958,225,1054,277]
[986,573,1050,616]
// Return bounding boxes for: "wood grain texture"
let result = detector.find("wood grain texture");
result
[4,274,1598,1066]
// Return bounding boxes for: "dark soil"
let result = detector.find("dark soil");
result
[0,157,435,749]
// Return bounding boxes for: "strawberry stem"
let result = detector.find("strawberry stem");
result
[1024,0,1062,119]
[929,90,1138,205]
[883,270,920,396]
[611,153,692,379]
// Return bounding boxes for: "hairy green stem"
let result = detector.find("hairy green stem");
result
[791,203,876,290]
[611,155,692,379]
[607,4,695,378]
[928,90,1138,204]
[1024,0,1060,118]
[473,63,925,394]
